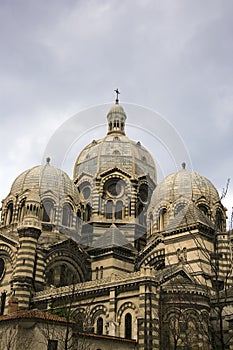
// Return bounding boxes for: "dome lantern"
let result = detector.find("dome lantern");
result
[107,90,127,135]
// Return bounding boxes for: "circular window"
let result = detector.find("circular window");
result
[0,258,5,280]
[106,179,124,197]
[82,186,91,200]
[139,184,149,203]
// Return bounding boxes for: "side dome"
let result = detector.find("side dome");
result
[73,103,157,183]
[148,163,226,236]
[1,159,79,231]
[151,163,220,206]
[10,159,78,202]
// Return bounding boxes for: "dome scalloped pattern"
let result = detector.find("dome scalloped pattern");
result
[74,134,157,183]
[150,167,220,210]
[10,164,79,202]
[73,103,157,183]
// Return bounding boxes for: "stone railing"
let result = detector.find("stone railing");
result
[34,268,155,300]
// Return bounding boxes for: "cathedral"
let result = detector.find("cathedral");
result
[0,95,232,350]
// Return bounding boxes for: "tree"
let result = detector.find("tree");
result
[38,282,94,350]
[0,319,35,350]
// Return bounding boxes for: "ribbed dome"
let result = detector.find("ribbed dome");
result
[74,134,156,182]
[10,161,79,202]
[150,164,220,209]
[107,103,127,117]
[73,103,157,183]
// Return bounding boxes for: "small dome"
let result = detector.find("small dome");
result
[147,165,226,236]
[150,166,220,209]
[107,103,127,117]
[74,103,157,183]
[10,162,79,203]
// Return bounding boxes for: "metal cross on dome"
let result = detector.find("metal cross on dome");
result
[114,88,120,104]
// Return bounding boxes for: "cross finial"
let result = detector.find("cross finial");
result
[114,88,120,104]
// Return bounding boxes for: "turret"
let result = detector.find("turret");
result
[12,191,42,309]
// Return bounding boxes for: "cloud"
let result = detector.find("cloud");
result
[0,0,232,221]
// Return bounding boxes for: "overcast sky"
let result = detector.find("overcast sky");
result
[0,0,232,226]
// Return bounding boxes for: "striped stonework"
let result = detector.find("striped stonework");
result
[138,280,159,350]
[13,227,41,309]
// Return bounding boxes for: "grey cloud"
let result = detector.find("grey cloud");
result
[0,0,232,220]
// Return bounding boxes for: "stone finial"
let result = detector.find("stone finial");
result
[182,162,186,169]
[46,157,51,165]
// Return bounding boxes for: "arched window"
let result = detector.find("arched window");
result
[198,204,209,216]
[105,200,113,219]
[216,209,223,231]
[125,313,132,339]
[85,203,92,222]
[97,317,104,335]
[5,202,14,225]
[47,268,54,285]
[0,258,5,280]
[76,210,82,230]
[42,199,54,222]
[115,201,123,219]
[62,203,73,227]
[158,208,167,231]
[60,264,67,286]
[76,312,85,331]
[149,213,153,235]
[18,199,26,222]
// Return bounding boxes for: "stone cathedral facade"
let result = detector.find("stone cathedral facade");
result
[0,98,232,350]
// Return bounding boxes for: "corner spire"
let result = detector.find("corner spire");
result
[114,88,120,104]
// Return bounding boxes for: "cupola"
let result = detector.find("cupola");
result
[107,92,127,135]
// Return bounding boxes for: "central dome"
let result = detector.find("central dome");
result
[73,103,157,183]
